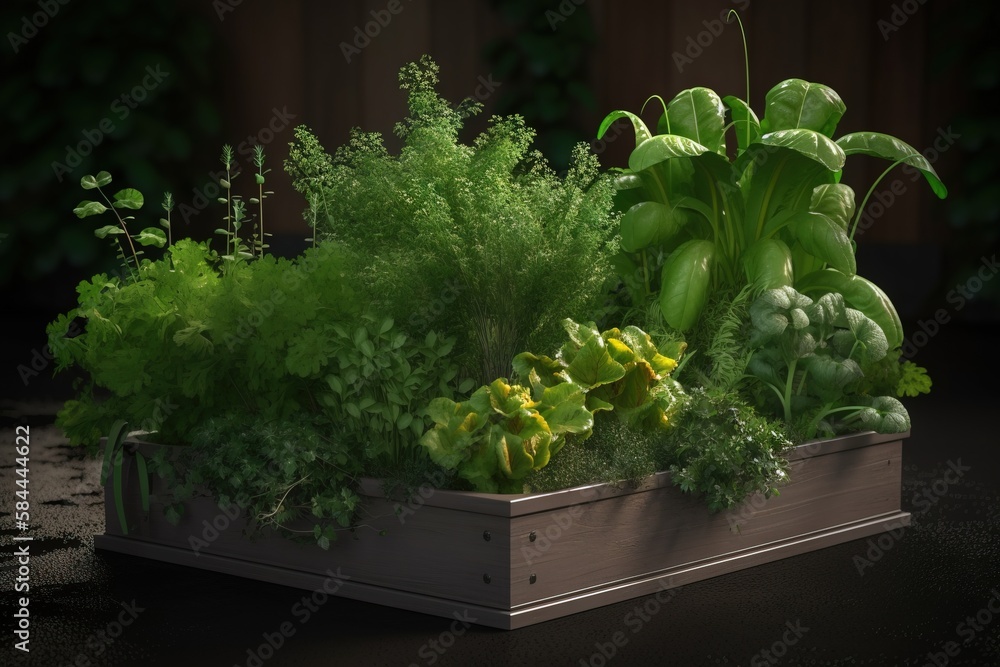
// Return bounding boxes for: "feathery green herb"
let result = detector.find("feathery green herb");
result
[287,55,620,385]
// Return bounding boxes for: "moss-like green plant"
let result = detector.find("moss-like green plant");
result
[524,418,662,494]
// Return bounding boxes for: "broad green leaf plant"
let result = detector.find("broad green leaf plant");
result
[599,36,947,347]
[512,319,688,428]
[419,319,686,492]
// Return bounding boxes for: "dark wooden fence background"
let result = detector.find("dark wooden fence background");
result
[208,0,959,246]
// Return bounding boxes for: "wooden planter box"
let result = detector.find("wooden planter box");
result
[94,431,909,629]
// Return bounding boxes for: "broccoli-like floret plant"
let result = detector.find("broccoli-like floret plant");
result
[746,286,911,439]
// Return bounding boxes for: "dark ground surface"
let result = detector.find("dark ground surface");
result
[0,318,998,667]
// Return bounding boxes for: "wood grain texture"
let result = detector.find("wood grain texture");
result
[105,460,512,608]
[507,440,903,606]
[207,0,945,244]
[101,431,907,627]
[94,510,910,630]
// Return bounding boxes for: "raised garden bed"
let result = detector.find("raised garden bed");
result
[95,430,908,630]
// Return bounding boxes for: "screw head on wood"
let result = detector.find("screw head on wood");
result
[483,530,491,542]
[483,573,491,584]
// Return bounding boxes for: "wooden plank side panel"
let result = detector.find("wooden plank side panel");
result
[96,508,909,630]
[355,431,907,517]
[102,433,905,617]
[105,459,512,608]
[505,511,910,628]
[508,440,903,606]
[94,533,517,629]
[730,441,903,538]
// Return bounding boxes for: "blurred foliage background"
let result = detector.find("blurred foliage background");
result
[0,0,220,293]
[931,0,1000,318]
[2,0,997,324]
[484,0,598,173]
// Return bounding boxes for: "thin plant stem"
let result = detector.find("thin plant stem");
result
[96,186,140,271]
[728,10,750,149]
[849,155,918,240]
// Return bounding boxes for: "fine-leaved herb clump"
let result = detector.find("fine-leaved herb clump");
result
[48,240,363,449]
[178,414,364,549]
[286,56,620,386]
[675,286,755,393]
[658,388,792,512]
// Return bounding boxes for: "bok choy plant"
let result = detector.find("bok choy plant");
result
[598,66,947,349]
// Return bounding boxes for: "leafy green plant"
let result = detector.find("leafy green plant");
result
[55,163,472,546]
[286,56,620,386]
[746,286,911,439]
[658,388,792,512]
[318,315,474,467]
[71,171,167,279]
[173,414,365,549]
[419,318,686,493]
[896,361,932,397]
[48,235,363,448]
[50,157,364,450]
[598,62,947,348]
[513,319,688,428]
[420,377,593,493]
